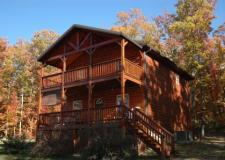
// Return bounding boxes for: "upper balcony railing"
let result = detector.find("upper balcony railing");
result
[125,59,143,81]
[42,58,143,89]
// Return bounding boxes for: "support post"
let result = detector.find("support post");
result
[120,39,127,132]
[36,64,43,141]
[120,39,126,107]
[38,65,44,114]
[88,48,94,123]
[61,56,66,125]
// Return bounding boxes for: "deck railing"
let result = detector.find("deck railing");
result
[38,106,122,126]
[92,59,121,79]
[42,73,62,89]
[42,58,143,89]
[123,106,174,156]
[64,66,88,85]
[124,58,143,81]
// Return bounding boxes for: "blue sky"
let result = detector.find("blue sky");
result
[0,0,224,44]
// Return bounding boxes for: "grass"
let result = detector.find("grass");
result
[0,134,224,160]
[173,135,225,160]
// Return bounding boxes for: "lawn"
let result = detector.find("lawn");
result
[0,134,224,160]
[172,135,225,160]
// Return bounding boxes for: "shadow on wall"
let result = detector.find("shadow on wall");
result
[144,56,190,132]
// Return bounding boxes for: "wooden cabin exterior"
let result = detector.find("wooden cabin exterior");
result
[37,24,193,157]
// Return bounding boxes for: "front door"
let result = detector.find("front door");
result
[94,98,104,121]
[116,94,129,107]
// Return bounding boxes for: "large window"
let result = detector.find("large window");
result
[73,100,82,110]
[42,90,61,106]
[116,94,129,106]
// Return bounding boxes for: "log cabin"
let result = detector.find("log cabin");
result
[36,24,194,157]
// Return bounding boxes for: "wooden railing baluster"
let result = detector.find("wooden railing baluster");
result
[42,58,143,89]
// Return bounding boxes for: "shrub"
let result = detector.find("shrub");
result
[2,136,32,154]
[31,131,74,158]
[80,124,137,160]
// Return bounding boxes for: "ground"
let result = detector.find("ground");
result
[0,135,224,160]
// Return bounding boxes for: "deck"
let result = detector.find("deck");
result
[42,58,143,91]
[38,106,122,130]
[37,105,174,156]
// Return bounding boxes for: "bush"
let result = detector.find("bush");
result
[80,124,137,160]
[31,131,74,158]
[2,136,32,154]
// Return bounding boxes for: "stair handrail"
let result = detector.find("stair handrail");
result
[123,106,165,140]
[122,105,174,154]
[134,108,174,137]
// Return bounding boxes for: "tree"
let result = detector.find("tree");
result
[112,8,163,52]
[30,30,59,58]
[0,30,59,138]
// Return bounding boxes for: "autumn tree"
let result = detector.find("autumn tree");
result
[0,30,59,138]
[112,8,163,52]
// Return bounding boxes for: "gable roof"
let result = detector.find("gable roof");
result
[38,24,194,80]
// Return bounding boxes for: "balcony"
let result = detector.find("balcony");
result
[42,58,143,90]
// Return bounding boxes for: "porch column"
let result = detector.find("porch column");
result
[38,64,44,114]
[37,64,44,141]
[88,50,94,123]
[61,56,67,124]
[120,39,127,106]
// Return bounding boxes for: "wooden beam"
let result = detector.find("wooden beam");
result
[38,65,44,114]
[76,32,79,48]
[68,41,78,51]
[80,32,92,48]
[88,48,94,122]
[61,56,66,104]
[46,38,120,62]
[120,39,126,106]
[60,45,67,125]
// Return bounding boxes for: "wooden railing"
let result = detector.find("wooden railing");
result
[123,106,174,155]
[38,105,173,156]
[64,66,88,84]
[125,58,143,81]
[42,58,143,89]
[39,106,122,126]
[92,59,121,79]
[39,112,61,126]
[42,73,62,89]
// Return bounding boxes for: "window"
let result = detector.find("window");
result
[116,94,129,106]
[73,100,82,110]
[42,90,61,106]
[95,98,104,108]
[175,75,180,85]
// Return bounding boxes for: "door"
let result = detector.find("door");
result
[94,98,104,121]
[116,93,129,110]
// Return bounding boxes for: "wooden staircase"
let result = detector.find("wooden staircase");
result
[123,106,174,157]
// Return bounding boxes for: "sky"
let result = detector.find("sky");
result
[0,0,224,44]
